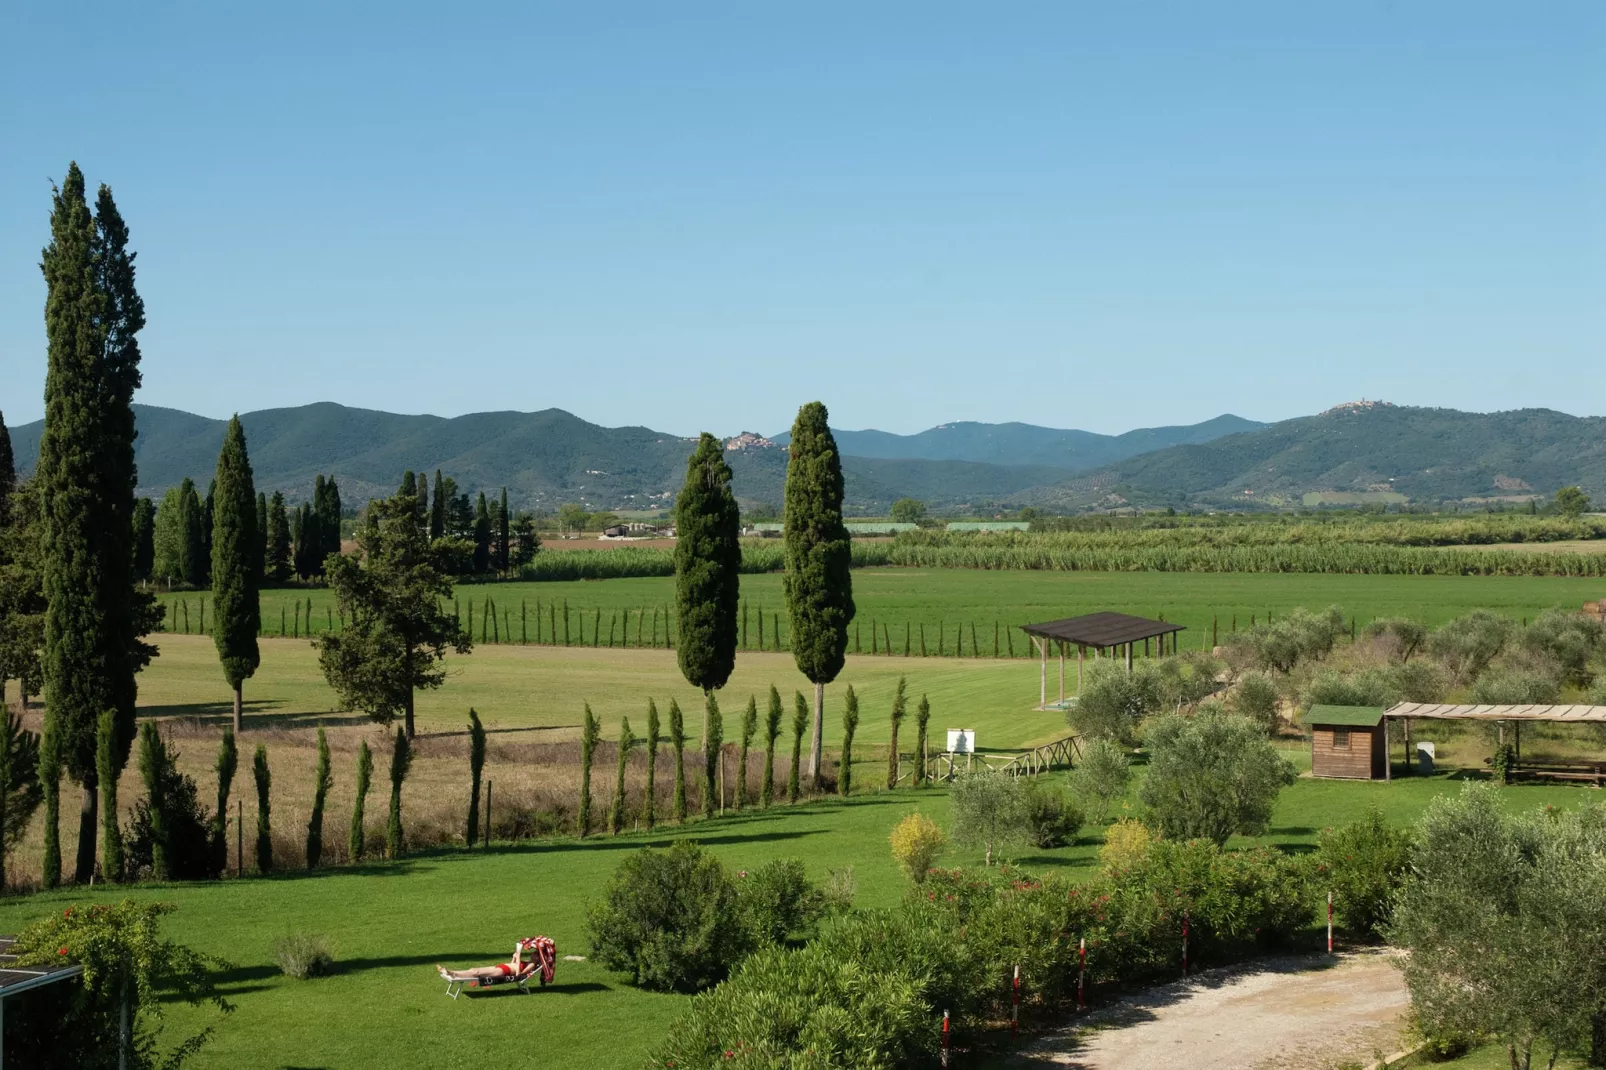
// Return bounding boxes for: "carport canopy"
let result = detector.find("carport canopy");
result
[1021,612,1186,709]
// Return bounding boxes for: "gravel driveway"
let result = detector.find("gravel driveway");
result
[1017,950,1409,1070]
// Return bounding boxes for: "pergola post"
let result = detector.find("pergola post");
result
[1125,642,1133,674]
[1037,636,1047,709]
[1385,717,1392,782]
[1077,644,1084,695]
[1058,641,1065,706]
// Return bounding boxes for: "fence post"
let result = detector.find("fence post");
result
[1011,964,1020,1041]
[484,779,492,848]
[1327,890,1334,953]
[1182,911,1190,977]
[1078,936,1086,1009]
[236,798,243,876]
[941,1010,950,1068]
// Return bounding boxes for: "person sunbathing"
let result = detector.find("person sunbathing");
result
[437,940,534,983]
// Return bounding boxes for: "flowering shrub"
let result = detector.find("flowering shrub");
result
[888,812,946,883]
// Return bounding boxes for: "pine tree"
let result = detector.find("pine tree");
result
[609,717,634,834]
[669,698,687,823]
[265,491,291,583]
[386,727,410,858]
[211,730,237,875]
[252,743,272,873]
[318,490,470,738]
[349,740,372,860]
[38,164,157,885]
[782,402,854,784]
[96,708,123,881]
[702,694,724,819]
[211,416,261,733]
[788,691,807,803]
[737,695,757,813]
[578,704,600,836]
[291,729,332,873]
[466,708,485,845]
[673,436,740,737]
[472,492,491,574]
[761,685,782,808]
[132,498,156,584]
[643,699,660,830]
[914,695,930,787]
[496,488,510,576]
[887,676,907,789]
[430,471,447,541]
[839,685,859,796]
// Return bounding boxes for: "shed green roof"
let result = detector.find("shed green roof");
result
[1306,705,1384,727]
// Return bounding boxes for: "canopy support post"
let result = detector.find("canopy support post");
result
[1037,636,1046,709]
[1058,641,1065,706]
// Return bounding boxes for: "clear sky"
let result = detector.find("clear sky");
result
[1,2,1601,437]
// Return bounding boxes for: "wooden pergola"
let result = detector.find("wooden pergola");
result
[1382,703,1606,783]
[1021,612,1185,710]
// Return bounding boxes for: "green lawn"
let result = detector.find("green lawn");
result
[154,567,1606,655]
[3,761,1596,1070]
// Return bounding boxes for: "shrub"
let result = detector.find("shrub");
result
[1069,737,1131,824]
[585,841,749,992]
[1024,781,1084,848]
[127,726,219,881]
[1099,818,1152,874]
[950,771,1031,865]
[735,858,822,946]
[1315,809,1412,939]
[820,865,857,913]
[1233,671,1282,735]
[889,812,946,882]
[275,933,335,979]
[1140,711,1295,845]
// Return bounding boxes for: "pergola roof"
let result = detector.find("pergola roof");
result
[0,936,83,999]
[1386,703,1606,723]
[1021,612,1184,649]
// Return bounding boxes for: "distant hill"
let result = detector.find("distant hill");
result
[773,414,1264,469]
[1014,403,1606,510]
[4,403,1074,514]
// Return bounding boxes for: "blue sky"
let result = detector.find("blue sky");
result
[1,1,1601,437]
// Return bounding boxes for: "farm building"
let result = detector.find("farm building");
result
[1307,705,1388,780]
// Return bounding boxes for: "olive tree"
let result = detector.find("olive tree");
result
[1139,710,1295,845]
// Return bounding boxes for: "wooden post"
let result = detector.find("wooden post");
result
[1078,644,1084,695]
[484,779,492,847]
[1038,636,1047,708]
[1078,937,1086,1009]
[1125,642,1133,674]
[1384,719,1392,782]
[1058,642,1065,706]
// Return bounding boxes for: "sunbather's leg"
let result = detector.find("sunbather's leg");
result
[437,964,508,981]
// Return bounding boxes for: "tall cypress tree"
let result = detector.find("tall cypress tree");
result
[132,498,156,584]
[643,699,660,830]
[669,698,687,823]
[311,476,328,570]
[253,743,272,873]
[254,492,268,580]
[839,685,859,796]
[430,470,446,541]
[38,164,156,886]
[211,729,237,875]
[386,727,410,858]
[306,726,332,869]
[673,433,740,762]
[319,477,342,564]
[782,402,854,784]
[609,717,633,834]
[179,478,206,586]
[761,685,782,808]
[466,708,485,846]
[788,691,807,803]
[265,491,291,583]
[0,410,12,525]
[399,471,416,499]
[736,694,756,813]
[887,676,907,790]
[202,479,216,584]
[496,488,510,576]
[472,492,491,574]
[211,416,260,733]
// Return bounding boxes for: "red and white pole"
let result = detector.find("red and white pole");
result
[1077,937,1086,1010]
[1181,911,1190,978]
[1011,964,1020,1041]
[941,1009,951,1068]
[1327,890,1334,954]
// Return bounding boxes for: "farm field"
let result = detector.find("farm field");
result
[152,567,1606,654]
[2,761,1596,1070]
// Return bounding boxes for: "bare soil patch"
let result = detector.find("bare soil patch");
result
[1018,950,1408,1070]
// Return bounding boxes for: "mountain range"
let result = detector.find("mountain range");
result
[5,401,1601,513]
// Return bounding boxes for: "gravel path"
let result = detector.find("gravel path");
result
[1017,950,1409,1070]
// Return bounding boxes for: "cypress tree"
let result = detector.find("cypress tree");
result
[0,410,11,525]
[761,685,782,808]
[430,471,446,541]
[253,743,272,873]
[211,729,237,875]
[211,416,260,733]
[96,708,123,882]
[317,477,342,569]
[311,476,328,571]
[839,685,858,796]
[254,492,268,581]
[887,676,907,789]
[386,727,410,858]
[673,433,741,769]
[914,695,930,787]
[416,472,429,526]
[496,488,510,576]
[306,726,332,869]
[38,164,156,885]
[466,708,485,845]
[138,722,170,880]
[702,694,723,819]
[736,694,757,813]
[132,498,155,584]
[782,402,854,784]
[644,699,660,830]
[788,691,807,803]
[578,703,600,836]
[669,698,687,823]
[202,479,216,583]
[472,492,491,574]
[609,717,633,834]
[349,740,372,861]
[399,471,416,499]
[265,491,291,583]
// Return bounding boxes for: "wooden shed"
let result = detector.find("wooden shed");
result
[1308,705,1387,780]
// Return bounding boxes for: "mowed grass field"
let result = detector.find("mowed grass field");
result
[155,567,1606,654]
[2,750,1597,1070]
